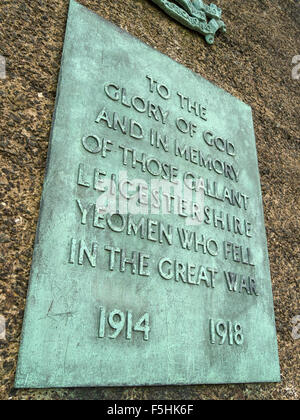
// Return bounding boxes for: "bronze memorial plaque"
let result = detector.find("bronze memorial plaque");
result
[15,0,280,388]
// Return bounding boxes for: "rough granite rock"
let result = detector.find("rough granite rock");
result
[0,0,299,400]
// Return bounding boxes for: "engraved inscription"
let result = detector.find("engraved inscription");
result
[69,74,261,353]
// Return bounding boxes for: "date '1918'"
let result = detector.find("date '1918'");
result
[98,306,150,341]
[210,319,244,345]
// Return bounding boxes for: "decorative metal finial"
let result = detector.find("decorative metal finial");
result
[150,0,226,44]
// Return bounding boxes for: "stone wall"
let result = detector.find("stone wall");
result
[0,0,299,399]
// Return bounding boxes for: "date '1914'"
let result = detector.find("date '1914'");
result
[98,306,150,341]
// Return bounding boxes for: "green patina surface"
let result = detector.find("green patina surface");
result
[150,0,226,44]
[15,0,280,388]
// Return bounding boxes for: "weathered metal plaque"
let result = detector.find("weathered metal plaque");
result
[15,0,280,388]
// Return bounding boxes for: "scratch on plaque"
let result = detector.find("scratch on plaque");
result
[39,300,76,325]
[24,373,29,387]
[47,300,54,316]
[64,337,70,374]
